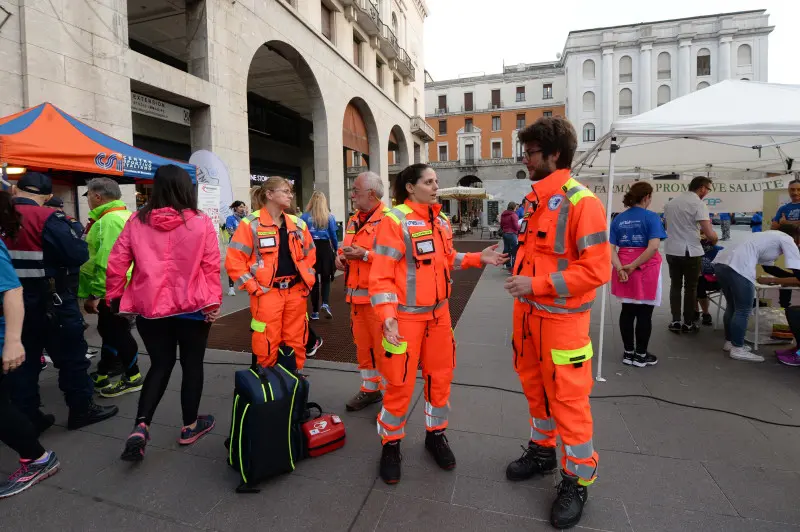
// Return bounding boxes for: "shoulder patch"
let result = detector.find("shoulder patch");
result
[548,195,565,211]
[405,219,426,227]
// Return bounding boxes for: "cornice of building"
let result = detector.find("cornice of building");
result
[412,0,429,19]
[425,64,564,90]
[566,9,767,36]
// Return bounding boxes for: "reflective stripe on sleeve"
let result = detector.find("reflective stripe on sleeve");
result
[577,231,608,253]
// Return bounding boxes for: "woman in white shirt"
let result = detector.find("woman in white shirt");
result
[712,225,800,362]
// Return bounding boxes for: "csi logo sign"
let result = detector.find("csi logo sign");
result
[705,197,723,207]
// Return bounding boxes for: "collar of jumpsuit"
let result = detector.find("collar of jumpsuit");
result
[529,168,573,201]
[402,199,443,221]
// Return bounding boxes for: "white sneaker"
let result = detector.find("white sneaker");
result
[228,287,236,296]
[722,341,733,352]
[730,346,764,362]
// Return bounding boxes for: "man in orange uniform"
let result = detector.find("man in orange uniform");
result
[370,163,506,484]
[504,118,611,530]
[226,178,317,369]
[335,171,389,411]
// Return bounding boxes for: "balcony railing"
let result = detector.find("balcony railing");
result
[516,94,526,102]
[411,116,435,142]
[435,107,448,115]
[430,157,518,169]
[347,0,381,36]
[461,158,476,167]
[379,23,399,59]
[395,47,415,81]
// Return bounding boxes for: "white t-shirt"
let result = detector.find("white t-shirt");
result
[713,231,800,284]
[663,191,710,257]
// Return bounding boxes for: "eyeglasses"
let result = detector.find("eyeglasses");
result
[272,189,293,196]
[522,149,543,160]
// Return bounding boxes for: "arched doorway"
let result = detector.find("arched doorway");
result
[456,175,484,228]
[387,125,409,202]
[246,41,327,211]
[343,97,379,215]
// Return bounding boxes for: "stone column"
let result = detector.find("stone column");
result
[678,38,692,97]
[719,35,733,81]
[639,43,652,113]
[602,47,614,133]
[186,0,210,81]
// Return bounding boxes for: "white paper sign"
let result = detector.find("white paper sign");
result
[131,93,190,126]
[198,184,221,242]
[190,150,233,220]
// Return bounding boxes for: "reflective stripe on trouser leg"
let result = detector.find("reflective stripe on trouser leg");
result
[424,402,450,430]
[564,439,598,486]
[377,407,406,441]
[420,311,455,432]
[352,304,384,392]
[530,416,556,443]
[361,369,381,391]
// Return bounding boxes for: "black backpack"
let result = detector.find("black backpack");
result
[225,362,310,493]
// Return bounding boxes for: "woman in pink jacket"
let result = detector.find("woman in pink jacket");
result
[106,165,222,461]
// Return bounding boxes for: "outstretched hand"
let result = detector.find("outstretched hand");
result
[480,244,509,267]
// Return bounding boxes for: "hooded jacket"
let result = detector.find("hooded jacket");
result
[500,209,520,234]
[106,207,222,318]
[78,199,131,299]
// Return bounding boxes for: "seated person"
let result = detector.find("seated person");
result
[696,238,723,326]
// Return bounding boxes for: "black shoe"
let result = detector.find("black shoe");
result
[33,411,55,436]
[425,430,456,470]
[379,441,402,484]
[622,351,635,366]
[506,441,557,481]
[702,313,713,326]
[550,470,589,530]
[682,322,700,334]
[632,352,658,367]
[67,400,119,430]
[668,321,682,334]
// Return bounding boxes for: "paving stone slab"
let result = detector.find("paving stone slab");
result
[625,502,800,532]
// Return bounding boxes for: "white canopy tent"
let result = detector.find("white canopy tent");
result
[573,80,800,381]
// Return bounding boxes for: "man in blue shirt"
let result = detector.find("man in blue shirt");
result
[772,181,800,230]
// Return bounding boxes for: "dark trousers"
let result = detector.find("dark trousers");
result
[502,233,518,269]
[779,289,793,309]
[666,254,702,324]
[10,284,93,420]
[0,373,45,460]
[619,303,655,353]
[786,306,800,344]
[135,317,211,426]
[96,300,140,377]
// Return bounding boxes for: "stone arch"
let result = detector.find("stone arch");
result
[343,97,381,211]
[388,124,410,169]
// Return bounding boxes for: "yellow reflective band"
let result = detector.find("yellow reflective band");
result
[578,477,596,487]
[438,212,448,221]
[251,318,266,333]
[346,230,356,234]
[382,337,408,355]
[257,230,276,236]
[382,207,391,213]
[395,205,413,215]
[551,342,594,365]
[239,403,250,483]
[568,190,595,205]
[411,229,433,238]
[386,212,402,225]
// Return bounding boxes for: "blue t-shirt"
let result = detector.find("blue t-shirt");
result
[176,311,206,320]
[773,202,800,223]
[0,240,21,336]
[609,207,667,248]
[718,212,731,221]
[751,212,763,232]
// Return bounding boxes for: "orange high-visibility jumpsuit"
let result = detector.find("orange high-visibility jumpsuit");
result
[512,168,611,486]
[370,201,482,442]
[225,209,316,369]
[340,202,389,392]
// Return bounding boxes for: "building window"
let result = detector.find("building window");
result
[582,123,595,143]
[464,92,473,112]
[582,59,595,80]
[393,77,400,103]
[619,88,633,115]
[542,83,553,99]
[516,141,523,161]
[738,44,752,66]
[353,33,363,70]
[492,115,501,131]
[376,60,384,89]
[657,52,671,80]
[619,55,632,83]
[438,145,448,161]
[438,120,446,135]
[437,95,447,113]
[464,144,475,162]
[582,91,595,113]
[516,86,526,102]
[516,113,525,130]
[414,97,418,115]
[657,85,670,106]
[697,48,711,76]
[464,118,473,132]
[543,111,552,118]
[697,81,710,90]
[391,12,398,38]
[516,170,527,180]
[491,89,501,109]
[492,141,502,159]
[321,4,334,42]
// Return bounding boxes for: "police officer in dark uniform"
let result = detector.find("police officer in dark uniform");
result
[4,173,118,433]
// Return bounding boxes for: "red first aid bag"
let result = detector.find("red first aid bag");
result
[302,403,346,457]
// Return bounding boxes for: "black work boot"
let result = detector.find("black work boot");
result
[506,441,557,481]
[68,400,119,430]
[550,470,589,530]
[425,430,456,470]
[379,441,402,484]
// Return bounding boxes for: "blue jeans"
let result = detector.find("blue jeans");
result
[502,233,518,269]
[715,264,755,347]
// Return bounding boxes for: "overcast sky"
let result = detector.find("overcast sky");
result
[423,0,796,84]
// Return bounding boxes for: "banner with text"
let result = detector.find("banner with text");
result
[198,184,221,243]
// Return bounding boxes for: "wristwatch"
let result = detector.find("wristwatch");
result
[362,250,369,262]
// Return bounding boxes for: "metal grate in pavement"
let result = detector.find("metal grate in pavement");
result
[206,241,489,364]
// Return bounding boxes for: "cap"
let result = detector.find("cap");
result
[44,197,64,208]
[17,172,52,195]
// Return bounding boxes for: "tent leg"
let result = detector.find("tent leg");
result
[596,140,617,383]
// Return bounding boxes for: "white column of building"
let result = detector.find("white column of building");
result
[602,47,614,134]
[678,38,692,97]
[718,35,732,81]
[639,43,652,113]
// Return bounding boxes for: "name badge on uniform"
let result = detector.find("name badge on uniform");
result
[415,239,435,255]
[259,236,277,248]
[519,220,528,234]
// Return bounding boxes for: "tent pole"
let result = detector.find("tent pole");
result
[596,136,618,383]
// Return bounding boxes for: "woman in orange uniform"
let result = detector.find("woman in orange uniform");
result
[370,163,507,484]
[226,177,316,369]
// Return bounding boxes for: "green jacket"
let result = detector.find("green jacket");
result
[78,200,132,299]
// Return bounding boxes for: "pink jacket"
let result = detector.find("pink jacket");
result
[106,208,222,319]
